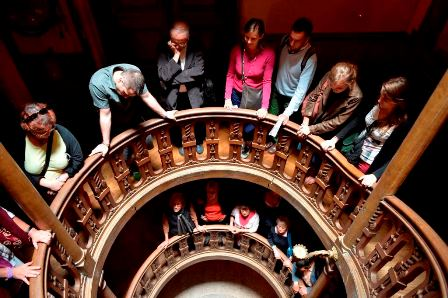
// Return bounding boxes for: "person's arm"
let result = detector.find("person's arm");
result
[224,46,238,108]
[259,48,275,111]
[0,262,41,285]
[157,49,182,83]
[267,228,281,259]
[56,125,83,178]
[12,216,51,249]
[173,51,205,84]
[189,204,205,232]
[321,112,363,152]
[297,74,329,137]
[309,95,362,135]
[89,108,112,157]
[297,116,311,137]
[157,214,171,249]
[282,54,317,123]
[229,208,239,233]
[140,91,176,120]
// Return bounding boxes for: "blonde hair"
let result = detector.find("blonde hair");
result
[292,244,308,259]
[329,62,358,86]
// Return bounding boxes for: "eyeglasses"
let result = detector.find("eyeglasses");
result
[170,39,188,48]
[22,107,50,123]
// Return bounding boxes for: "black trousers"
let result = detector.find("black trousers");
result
[170,92,205,147]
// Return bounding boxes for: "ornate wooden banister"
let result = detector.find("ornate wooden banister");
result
[125,226,299,297]
[0,107,443,297]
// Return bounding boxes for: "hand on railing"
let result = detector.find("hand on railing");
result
[28,228,52,249]
[89,143,109,157]
[358,174,377,188]
[297,124,310,138]
[8,261,41,285]
[157,239,170,250]
[224,99,237,110]
[194,225,207,233]
[256,108,268,119]
[163,110,177,120]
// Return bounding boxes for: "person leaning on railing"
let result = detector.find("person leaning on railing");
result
[19,102,84,202]
[0,206,51,286]
[297,62,363,189]
[158,192,205,249]
[284,244,334,296]
[320,76,410,188]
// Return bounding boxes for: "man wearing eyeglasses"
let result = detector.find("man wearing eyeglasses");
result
[88,64,176,157]
[157,20,206,155]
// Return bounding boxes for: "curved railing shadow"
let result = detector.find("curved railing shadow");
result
[27,107,447,298]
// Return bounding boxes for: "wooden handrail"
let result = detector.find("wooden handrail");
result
[4,107,443,298]
[125,225,295,298]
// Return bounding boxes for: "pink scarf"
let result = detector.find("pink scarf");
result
[239,211,256,227]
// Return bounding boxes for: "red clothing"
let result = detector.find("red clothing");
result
[204,202,226,221]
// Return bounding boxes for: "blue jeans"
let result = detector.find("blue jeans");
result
[231,88,255,139]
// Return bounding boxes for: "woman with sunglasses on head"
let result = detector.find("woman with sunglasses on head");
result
[19,103,83,201]
[320,77,409,187]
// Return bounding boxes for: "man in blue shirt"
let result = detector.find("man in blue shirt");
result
[267,18,317,153]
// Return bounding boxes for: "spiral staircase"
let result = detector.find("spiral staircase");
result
[0,71,447,298]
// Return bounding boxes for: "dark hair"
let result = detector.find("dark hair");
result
[291,17,313,36]
[276,216,290,228]
[296,258,312,268]
[121,69,146,95]
[380,76,408,125]
[244,18,265,36]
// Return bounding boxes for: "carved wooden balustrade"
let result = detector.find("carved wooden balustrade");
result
[125,225,298,298]
[24,107,446,298]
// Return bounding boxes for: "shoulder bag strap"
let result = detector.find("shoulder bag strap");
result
[301,46,316,72]
[40,130,55,176]
[240,46,246,85]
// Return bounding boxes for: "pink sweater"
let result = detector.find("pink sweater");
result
[225,45,275,109]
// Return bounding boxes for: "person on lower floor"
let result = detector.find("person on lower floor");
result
[159,192,205,249]
[195,180,228,225]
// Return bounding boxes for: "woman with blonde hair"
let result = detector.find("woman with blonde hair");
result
[320,76,409,187]
[297,62,363,187]
[297,61,363,139]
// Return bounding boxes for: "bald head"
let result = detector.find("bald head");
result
[170,21,190,38]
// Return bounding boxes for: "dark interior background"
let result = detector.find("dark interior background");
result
[0,1,446,294]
